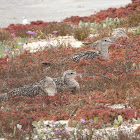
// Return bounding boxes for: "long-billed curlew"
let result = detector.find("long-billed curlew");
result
[44,70,111,93]
[42,37,122,65]
[59,37,126,62]
[42,29,129,65]
[84,29,129,47]
[0,70,111,102]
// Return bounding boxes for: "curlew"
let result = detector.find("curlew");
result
[60,37,125,62]
[42,29,129,65]
[44,70,111,93]
[43,36,129,66]
[0,70,111,102]
[84,29,129,47]
[62,28,129,62]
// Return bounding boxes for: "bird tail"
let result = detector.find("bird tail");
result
[41,57,71,67]
[82,42,92,45]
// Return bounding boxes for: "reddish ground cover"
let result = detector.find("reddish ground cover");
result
[63,0,140,24]
[0,35,139,135]
[0,0,139,36]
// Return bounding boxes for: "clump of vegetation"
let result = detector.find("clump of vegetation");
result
[73,26,90,40]
[134,26,140,35]
[0,29,11,41]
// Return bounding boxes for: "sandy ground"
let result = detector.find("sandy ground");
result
[34,119,140,139]
[0,0,131,28]
[23,27,139,52]
[23,36,83,52]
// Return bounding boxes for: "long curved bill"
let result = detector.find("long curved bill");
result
[109,41,135,48]
[76,73,112,81]
[82,42,92,45]
[110,41,127,45]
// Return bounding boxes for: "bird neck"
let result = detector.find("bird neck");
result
[63,77,76,86]
[99,46,109,59]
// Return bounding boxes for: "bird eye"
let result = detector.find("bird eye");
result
[104,40,107,42]
[70,72,73,74]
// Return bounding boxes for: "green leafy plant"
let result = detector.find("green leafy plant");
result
[73,26,90,40]
[134,26,140,35]
[78,20,92,28]
[113,115,123,128]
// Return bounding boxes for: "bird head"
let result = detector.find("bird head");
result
[92,37,126,48]
[92,37,115,48]
[62,70,77,80]
[62,70,112,81]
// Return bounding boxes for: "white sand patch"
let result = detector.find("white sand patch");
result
[35,119,140,139]
[23,36,83,52]
[23,41,47,52]
[1,121,139,140]
[105,104,131,109]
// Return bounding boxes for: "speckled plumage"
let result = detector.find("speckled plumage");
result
[0,70,80,102]
[0,76,57,102]
[61,50,100,63]
[42,29,128,65]
[53,70,80,93]
[62,37,116,62]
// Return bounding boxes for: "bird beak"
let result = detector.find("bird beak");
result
[110,41,135,48]
[75,73,83,78]
[76,73,112,81]
[109,41,127,45]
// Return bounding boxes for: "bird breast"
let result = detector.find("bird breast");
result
[64,78,80,92]
[99,46,109,59]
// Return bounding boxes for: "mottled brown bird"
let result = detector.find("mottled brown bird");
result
[0,70,111,102]
[62,37,124,62]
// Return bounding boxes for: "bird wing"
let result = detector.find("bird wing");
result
[53,77,71,92]
[82,42,92,45]
[7,84,42,98]
[71,50,99,62]
[42,50,99,67]
[0,84,42,103]
[0,77,58,103]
